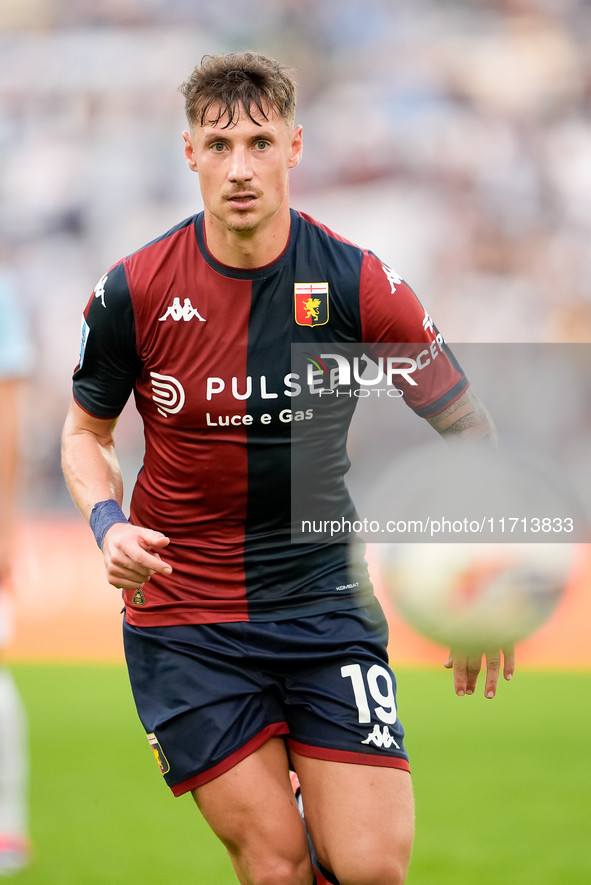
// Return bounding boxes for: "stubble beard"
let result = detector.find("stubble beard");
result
[224,216,259,233]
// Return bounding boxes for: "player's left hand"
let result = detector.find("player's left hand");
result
[444,647,515,698]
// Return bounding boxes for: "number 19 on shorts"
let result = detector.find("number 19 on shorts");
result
[341,664,397,724]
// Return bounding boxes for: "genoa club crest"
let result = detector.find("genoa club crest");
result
[294,283,329,327]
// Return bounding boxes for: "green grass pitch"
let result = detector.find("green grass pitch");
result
[9,664,591,884]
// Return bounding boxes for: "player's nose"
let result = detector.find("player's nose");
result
[228,146,253,181]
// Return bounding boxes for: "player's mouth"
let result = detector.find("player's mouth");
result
[225,192,259,210]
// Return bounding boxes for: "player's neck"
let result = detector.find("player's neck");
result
[203,204,291,269]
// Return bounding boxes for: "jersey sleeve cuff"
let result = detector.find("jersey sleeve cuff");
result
[72,390,124,421]
[412,376,469,418]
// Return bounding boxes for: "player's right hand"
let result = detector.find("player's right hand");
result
[102,522,173,590]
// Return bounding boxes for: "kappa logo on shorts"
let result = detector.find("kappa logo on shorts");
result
[147,733,170,775]
[294,283,329,327]
[361,724,400,750]
[132,589,146,606]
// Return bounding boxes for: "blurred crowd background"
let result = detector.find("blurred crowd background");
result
[1,0,591,511]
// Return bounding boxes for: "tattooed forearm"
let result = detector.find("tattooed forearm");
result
[427,389,499,448]
[442,412,482,434]
[428,399,462,426]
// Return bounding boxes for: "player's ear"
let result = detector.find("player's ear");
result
[182,130,198,172]
[289,125,303,169]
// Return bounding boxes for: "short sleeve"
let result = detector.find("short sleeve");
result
[0,276,33,378]
[359,251,468,417]
[72,261,140,418]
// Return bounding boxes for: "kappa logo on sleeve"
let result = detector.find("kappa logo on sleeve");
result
[382,265,402,294]
[93,273,108,308]
[147,733,170,775]
[294,283,329,327]
[422,310,434,334]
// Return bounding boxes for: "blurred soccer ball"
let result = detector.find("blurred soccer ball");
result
[380,543,572,651]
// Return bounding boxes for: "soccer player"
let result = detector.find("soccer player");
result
[61,52,514,885]
[0,270,32,874]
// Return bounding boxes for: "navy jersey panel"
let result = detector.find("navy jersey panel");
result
[73,261,140,418]
[124,600,408,793]
[240,216,370,616]
[72,209,468,626]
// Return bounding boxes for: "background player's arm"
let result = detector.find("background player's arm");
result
[426,388,499,448]
[61,400,172,590]
[0,379,21,583]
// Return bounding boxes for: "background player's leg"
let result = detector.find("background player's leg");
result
[193,737,313,885]
[0,666,29,873]
[291,752,414,885]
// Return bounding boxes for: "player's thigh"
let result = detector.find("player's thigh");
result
[292,751,414,885]
[193,737,312,885]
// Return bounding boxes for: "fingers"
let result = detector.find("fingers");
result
[448,650,482,696]
[138,531,170,550]
[484,650,501,699]
[106,555,159,590]
[449,653,467,695]
[503,645,515,682]
[484,647,515,698]
[103,523,173,590]
[445,647,516,698]
[465,652,483,695]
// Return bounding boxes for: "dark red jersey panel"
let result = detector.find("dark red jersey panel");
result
[123,225,253,623]
[360,251,468,416]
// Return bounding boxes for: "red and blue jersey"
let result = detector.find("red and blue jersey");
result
[73,209,468,626]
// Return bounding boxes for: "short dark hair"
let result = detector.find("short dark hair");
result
[180,51,297,129]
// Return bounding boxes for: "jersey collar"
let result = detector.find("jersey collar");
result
[194,210,299,280]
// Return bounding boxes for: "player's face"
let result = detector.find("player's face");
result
[182,103,302,235]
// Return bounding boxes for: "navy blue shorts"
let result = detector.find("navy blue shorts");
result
[123,598,410,796]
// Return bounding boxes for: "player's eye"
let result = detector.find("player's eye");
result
[255,141,269,150]
[211,142,225,152]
